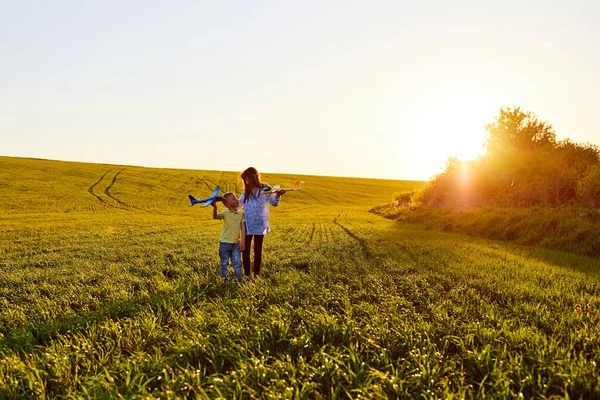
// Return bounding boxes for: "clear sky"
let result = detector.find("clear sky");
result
[1,1,599,180]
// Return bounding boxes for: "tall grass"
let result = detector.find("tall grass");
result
[372,204,600,258]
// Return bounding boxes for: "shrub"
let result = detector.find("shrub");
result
[576,164,600,207]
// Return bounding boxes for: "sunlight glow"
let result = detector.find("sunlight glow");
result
[407,91,492,179]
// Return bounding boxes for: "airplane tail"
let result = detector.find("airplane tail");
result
[188,194,202,206]
[268,180,303,193]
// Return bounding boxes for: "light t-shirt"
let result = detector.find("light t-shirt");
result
[216,209,245,243]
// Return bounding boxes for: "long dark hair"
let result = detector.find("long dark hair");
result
[241,167,261,203]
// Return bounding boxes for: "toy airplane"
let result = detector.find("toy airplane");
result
[188,180,302,207]
[188,187,224,207]
[261,179,302,194]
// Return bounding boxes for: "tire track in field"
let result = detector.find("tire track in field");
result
[157,171,181,189]
[297,187,321,205]
[216,171,225,190]
[161,172,187,209]
[202,174,221,191]
[166,173,213,209]
[168,174,196,208]
[298,221,316,245]
[187,174,221,203]
[103,168,135,210]
[202,171,226,191]
[333,216,376,260]
[87,169,116,209]
[87,168,131,211]
[197,175,213,192]
[172,173,230,209]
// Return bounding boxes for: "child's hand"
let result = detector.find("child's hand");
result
[276,190,286,196]
[211,202,217,208]
[239,242,245,252]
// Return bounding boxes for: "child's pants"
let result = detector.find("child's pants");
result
[219,242,242,281]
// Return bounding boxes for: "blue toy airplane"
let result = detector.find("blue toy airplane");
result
[188,187,224,207]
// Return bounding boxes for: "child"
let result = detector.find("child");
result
[238,167,285,279]
[212,192,246,281]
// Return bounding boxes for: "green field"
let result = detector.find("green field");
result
[1,156,599,399]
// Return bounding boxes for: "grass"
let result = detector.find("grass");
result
[0,156,599,398]
[372,204,600,258]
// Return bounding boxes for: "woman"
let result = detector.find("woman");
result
[238,167,285,279]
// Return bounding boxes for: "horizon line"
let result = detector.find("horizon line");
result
[0,154,429,183]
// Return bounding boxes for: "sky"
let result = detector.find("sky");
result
[1,1,599,181]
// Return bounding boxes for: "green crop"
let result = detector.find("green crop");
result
[0,156,598,398]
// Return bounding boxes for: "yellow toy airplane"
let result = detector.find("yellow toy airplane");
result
[261,179,302,194]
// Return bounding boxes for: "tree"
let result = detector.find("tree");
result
[577,164,600,207]
[485,107,556,154]
[411,106,599,208]
[546,140,600,205]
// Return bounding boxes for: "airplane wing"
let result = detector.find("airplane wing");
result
[260,180,302,194]
[188,187,221,207]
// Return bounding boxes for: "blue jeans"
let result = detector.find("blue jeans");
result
[219,242,242,281]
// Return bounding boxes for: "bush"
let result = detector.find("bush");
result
[577,165,600,207]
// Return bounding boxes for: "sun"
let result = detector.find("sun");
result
[407,92,492,179]
[441,113,487,161]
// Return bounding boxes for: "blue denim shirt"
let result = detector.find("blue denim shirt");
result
[238,188,280,235]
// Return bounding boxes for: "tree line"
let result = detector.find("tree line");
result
[412,107,600,208]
